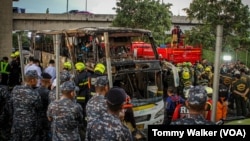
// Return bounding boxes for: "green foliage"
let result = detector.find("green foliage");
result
[183,0,250,50]
[112,0,172,45]
[12,31,31,50]
[202,48,250,67]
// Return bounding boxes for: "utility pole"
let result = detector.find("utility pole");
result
[211,25,223,122]
[66,0,69,13]
[85,0,88,11]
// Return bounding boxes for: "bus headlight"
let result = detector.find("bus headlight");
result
[135,115,151,123]
[154,107,164,119]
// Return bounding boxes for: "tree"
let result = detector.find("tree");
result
[183,0,250,50]
[12,31,31,51]
[112,0,172,44]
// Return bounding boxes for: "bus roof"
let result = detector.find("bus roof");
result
[35,27,153,37]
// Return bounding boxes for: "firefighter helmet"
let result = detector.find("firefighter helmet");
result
[182,70,190,80]
[14,51,20,56]
[205,67,211,72]
[94,63,105,74]
[63,61,72,70]
[11,53,16,58]
[75,62,85,71]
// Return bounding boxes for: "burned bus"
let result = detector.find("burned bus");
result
[32,27,166,129]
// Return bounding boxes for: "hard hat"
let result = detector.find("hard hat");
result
[63,61,72,70]
[205,86,213,97]
[182,71,190,80]
[94,63,105,74]
[187,62,192,67]
[197,64,203,69]
[75,62,85,71]
[177,63,181,67]
[14,51,20,56]
[11,53,16,58]
[205,67,211,72]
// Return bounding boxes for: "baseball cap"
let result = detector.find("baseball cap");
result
[60,81,79,91]
[95,76,109,87]
[41,72,52,79]
[60,70,71,82]
[187,85,207,105]
[25,70,40,79]
[106,87,126,106]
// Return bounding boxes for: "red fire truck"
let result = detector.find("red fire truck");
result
[131,41,202,64]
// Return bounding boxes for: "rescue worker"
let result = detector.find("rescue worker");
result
[8,52,21,90]
[85,87,133,141]
[170,85,216,125]
[36,72,52,141]
[9,70,42,140]
[200,66,213,87]
[179,62,193,98]
[88,63,106,97]
[204,87,213,121]
[47,81,83,141]
[231,70,249,116]
[216,84,229,121]
[0,57,10,85]
[194,63,204,86]
[74,62,91,130]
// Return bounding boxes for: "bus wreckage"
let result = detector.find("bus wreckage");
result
[29,27,179,129]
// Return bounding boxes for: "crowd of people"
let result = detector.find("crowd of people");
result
[1,49,250,140]
[162,58,250,126]
[0,53,143,141]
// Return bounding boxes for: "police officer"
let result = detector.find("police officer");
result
[170,85,216,125]
[86,76,109,123]
[86,87,133,141]
[88,63,106,96]
[47,81,83,141]
[0,57,10,85]
[49,70,71,104]
[10,70,42,140]
[36,72,52,141]
[0,85,10,140]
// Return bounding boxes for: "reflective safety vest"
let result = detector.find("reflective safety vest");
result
[0,62,10,74]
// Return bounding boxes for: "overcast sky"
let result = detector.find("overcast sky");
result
[13,0,250,16]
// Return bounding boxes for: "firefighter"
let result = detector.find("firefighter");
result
[8,52,21,90]
[200,66,213,87]
[179,62,193,98]
[74,62,91,130]
[88,63,106,97]
[0,57,10,85]
[74,62,91,106]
